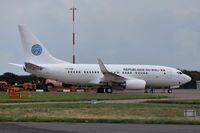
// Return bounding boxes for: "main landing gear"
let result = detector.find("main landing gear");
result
[144,87,173,93]
[97,87,113,93]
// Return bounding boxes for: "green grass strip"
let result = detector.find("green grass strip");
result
[0,103,199,124]
[0,92,167,103]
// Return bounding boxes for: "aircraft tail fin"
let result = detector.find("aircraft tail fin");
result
[18,25,70,64]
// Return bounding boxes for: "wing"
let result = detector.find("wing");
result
[97,59,126,82]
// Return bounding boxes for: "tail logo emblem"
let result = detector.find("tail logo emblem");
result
[31,44,42,56]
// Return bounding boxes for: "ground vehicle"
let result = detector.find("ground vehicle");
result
[0,81,10,91]
[45,79,63,89]
[0,81,20,91]
[13,83,36,91]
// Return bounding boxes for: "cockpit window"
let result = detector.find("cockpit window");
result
[177,71,183,75]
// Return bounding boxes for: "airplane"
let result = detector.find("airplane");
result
[10,25,191,93]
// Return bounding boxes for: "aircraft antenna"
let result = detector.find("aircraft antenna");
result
[70,0,77,64]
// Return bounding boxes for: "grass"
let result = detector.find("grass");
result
[0,103,199,124]
[146,99,200,104]
[1,92,199,124]
[0,92,167,103]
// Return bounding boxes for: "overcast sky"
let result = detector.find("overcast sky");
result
[0,0,200,75]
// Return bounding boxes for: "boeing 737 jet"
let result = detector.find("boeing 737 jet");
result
[11,25,191,93]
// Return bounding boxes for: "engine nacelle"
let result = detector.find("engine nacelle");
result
[125,79,146,89]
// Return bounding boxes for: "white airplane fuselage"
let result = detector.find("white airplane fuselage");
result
[28,63,190,88]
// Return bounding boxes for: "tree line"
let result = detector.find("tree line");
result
[181,70,199,89]
[0,70,199,89]
[0,72,44,85]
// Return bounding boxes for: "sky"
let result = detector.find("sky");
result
[0,0,200,75]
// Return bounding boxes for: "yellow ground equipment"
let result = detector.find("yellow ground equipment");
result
[8,88,32,99]
[23,83,36,90]
[0,81,10,91]
[9,93,32,99]
[13,83,36,90]
[0,81,20,92]
[9,93,21,98]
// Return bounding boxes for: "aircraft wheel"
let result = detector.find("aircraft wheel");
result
[106,88,113,93]
[168,89,172,93]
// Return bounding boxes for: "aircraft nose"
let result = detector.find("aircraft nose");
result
[184,74,192,83]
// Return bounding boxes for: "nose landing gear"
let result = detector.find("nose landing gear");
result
[168,88,172,93]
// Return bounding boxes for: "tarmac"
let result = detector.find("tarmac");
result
[125,88,200,99]
[0,122,199,133]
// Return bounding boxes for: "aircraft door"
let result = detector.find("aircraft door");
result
[164,68,173,86]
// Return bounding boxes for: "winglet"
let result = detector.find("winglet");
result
[97,58,109,74]
[97,58,126,82]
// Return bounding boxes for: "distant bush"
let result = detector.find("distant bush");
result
[0,72,44,84]
[180,70,200,89]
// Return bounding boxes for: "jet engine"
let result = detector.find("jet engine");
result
[125,79,146,89]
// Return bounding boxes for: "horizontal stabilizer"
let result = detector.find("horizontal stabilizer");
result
[25,62,43,70]
[9,63,23,68]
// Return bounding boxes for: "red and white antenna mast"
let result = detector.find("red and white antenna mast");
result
[70,1,77,64]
